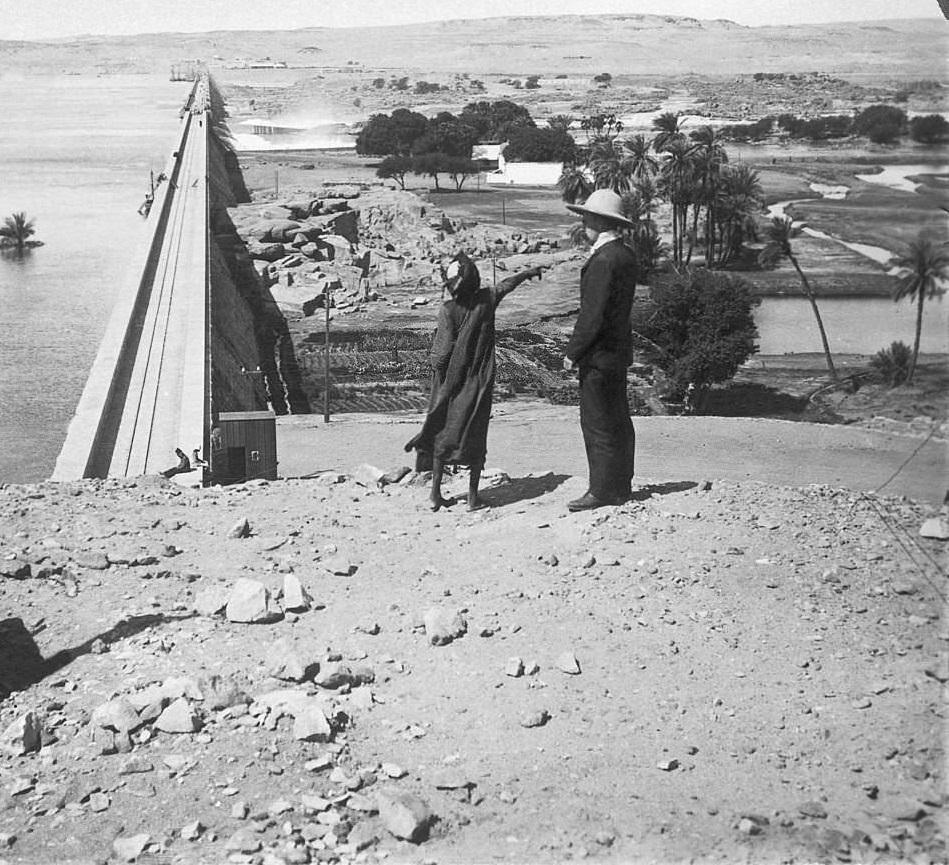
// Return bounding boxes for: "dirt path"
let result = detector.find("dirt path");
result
[276,402,948,506]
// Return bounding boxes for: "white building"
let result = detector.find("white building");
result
[485,151,563,186]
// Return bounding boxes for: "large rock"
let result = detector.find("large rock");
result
[154,698,202,733]
[225,578,281,623]
[309,211,358,244]
[282,574,312,612]
[0,559,31,579]
[376,789,433,842]
[261,219,304,243]
[0,712,42,756]
[316,234,355,264]
[919,517,949,540]
[194,584,229,617]
[247,241,288,262]
[423,608,467,646]
[112,834,150,862]
[266,637,318,682]
[292,701,334,742]
[269,282,331,317]
[91,698,141,734]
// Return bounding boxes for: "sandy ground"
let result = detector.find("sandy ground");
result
[276,403,948,506]
[0,406,946,865]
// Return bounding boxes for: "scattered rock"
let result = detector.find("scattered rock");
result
[919,517,948,540]
[228,517,252,539]
[376,789,433,842]
[798,800,828,819]
[353,463,386,488]
[423,608,467,645]
[267,637,318,682]
[194,584,229,616]
[556,651,581,675]
[0,712,42,756]
[519,709,551,728]
[226,578,281,623]
[282,574,311,612]
[505,657,525,677]
[181,820,204,841]
[293,701,334,742]
[322,555,357,576]
[91,698,141,734]
[154,698,202,733]
[112,833,150,862]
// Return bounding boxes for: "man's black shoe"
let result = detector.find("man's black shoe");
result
[568,492,623,512]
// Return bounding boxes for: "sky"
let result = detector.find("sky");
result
[0,0,944,40]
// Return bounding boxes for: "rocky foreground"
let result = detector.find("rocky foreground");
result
[0,465,946,865]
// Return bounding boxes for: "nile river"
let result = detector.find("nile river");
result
[0,74,945,484]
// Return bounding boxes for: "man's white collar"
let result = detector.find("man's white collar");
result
[590,230,620,255]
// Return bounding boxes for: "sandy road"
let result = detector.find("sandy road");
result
[276,401,947,506]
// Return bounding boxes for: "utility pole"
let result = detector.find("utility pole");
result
[323,284,331,423]
[274,169,279,198]
[501,195,506,225]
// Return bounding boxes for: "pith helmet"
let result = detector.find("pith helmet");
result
[566,188,634,227]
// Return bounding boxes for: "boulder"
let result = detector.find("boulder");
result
[309,211,358,244]
[376,789,433,842]
[0,559,31,579]
[247,241,288,263]
[91,698,141,734]
[282,574,312,612]
[225,578,281,623]
[423,608,467,646]
[919,517,948,540]
[293,701,334,742]
[154,698,202,733]
[262,219,304,243]
[0,712,42,756]
[194,584,229,617]
[266,637,318,682]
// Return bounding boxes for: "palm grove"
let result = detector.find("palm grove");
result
[357,98,946,403]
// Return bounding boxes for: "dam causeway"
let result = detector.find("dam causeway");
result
[53,74,273,485]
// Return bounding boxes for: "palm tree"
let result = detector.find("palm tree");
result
[714,164,763,267]
[690,126,729,265]
[652,112,685,151]
[656,137,698,266]
[759,216,839,381]
[622,134,659,181]
[557,165,593,204]
[589,138,635,194]
[0,212,35,252]
[547,114,574,132]
[892,235,949,383]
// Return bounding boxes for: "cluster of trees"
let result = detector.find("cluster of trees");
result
[360,101,579,190]
[718,105,948,145]
[558,112,766,275]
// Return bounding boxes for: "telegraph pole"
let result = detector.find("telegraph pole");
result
[323,284,331,423]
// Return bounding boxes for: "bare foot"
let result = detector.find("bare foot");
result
[430,495,454,512]
[467,496,489,512]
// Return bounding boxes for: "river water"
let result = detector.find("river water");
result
[0,75,945,484]
[0,74,191,484]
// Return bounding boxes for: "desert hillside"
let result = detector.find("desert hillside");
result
[0,14,943,79]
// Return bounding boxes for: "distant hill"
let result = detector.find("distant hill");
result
[0,14,943,79]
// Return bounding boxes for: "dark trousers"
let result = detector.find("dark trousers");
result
[579,365,635,500]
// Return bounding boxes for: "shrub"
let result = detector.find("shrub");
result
[870,341,913,387]
[853,104,906,143]
[638,268,760,406]
[910,114,949,144]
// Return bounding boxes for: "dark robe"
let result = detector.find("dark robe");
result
[405,284,502,468]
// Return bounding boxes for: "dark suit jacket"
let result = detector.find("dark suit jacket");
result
[566,238,638,371]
